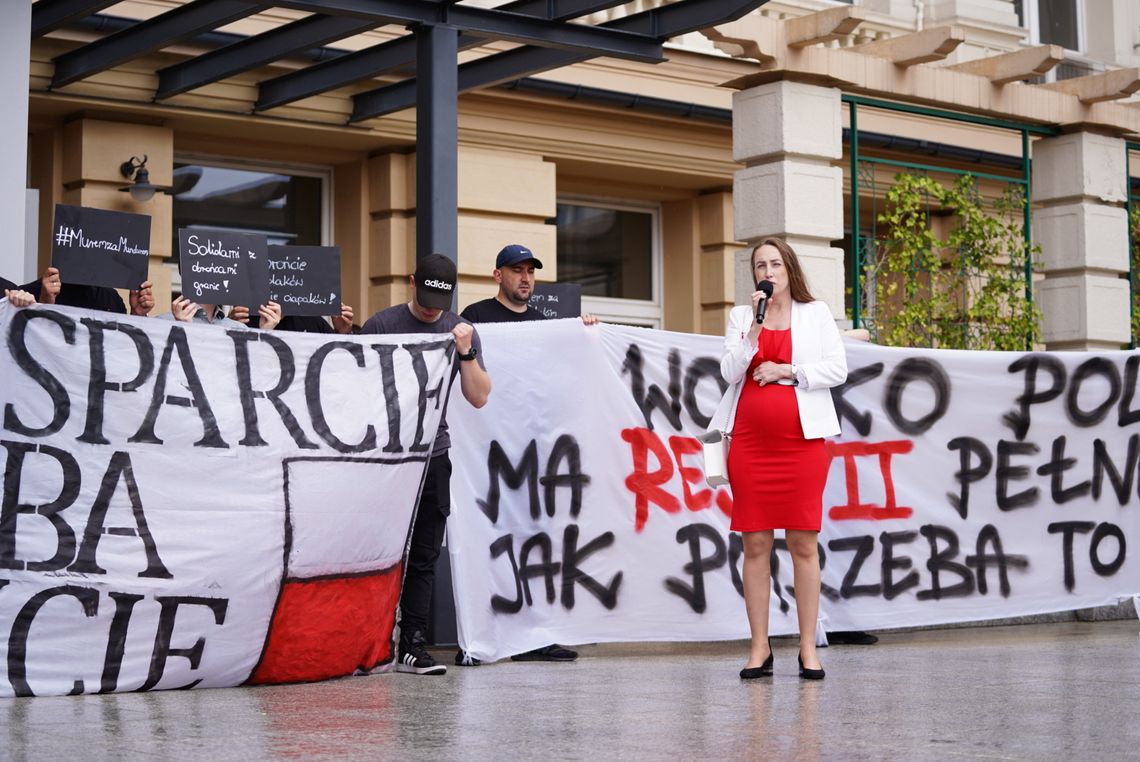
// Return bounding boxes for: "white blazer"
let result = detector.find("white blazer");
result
[707,301,848,440]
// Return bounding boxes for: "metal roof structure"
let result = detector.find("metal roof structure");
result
[32,0,770,264]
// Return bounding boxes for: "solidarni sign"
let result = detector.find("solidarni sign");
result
[445,321,1140,662]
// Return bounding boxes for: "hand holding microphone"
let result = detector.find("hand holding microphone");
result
[755,280,774,324]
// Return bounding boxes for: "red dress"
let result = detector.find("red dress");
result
[727,328,829,532]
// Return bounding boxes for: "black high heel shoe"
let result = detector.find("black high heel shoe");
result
[740,638,774,679]
[798,654,825,680]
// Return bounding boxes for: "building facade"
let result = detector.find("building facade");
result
[9,0,1140,346]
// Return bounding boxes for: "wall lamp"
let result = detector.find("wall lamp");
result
[118,155,167,203]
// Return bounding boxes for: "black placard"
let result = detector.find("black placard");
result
[265,245,342,316]
[529,283,582,319]
[178,228,265,307]
[50,204,152,290]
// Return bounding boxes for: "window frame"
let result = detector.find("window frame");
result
[1022,0,1085,55]
[554,195,663,328]
[167,154,333,295]
[170,153,333,234]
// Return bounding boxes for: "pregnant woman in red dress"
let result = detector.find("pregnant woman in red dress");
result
[717,238,847,680]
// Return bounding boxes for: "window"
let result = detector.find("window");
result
[1016,0,1083,52]
[169,159,328,292]
[1015,0,1095,83]
[552,200,661,327]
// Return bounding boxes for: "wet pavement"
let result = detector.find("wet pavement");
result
[3,619,1138,761]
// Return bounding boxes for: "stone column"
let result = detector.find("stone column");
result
[367,147,556,315]
[1031,131,1131,350]
[333,157,372,319]
[697,191,739,335]
[455,146,556,308]
[367,152,415,313]
[662,196,701,333]
[732,80,845,321]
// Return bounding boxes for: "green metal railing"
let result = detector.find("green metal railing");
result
[1127,141,1139,349]
[844,95,1056,345]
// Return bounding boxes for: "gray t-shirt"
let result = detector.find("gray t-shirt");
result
[360,303,485,455]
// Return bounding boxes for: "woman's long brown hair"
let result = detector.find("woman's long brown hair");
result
[750,237,815,304]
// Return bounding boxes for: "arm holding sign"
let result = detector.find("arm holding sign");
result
[31,265,127,313]
[258,301,282,331]
[332,303,356,334]
[39,267,60,304]
[13,267,60,305]
[228,305,252,324]
[228,302,283,330]
[129,281,155,317]
[170,296,200,323]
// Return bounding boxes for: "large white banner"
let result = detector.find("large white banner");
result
[449,320,1140,662]
[0,301,453,697]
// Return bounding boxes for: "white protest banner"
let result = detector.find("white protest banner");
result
[448,320,1140,662]
[0,301,454,697]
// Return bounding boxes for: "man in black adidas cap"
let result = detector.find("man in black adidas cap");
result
[361,253,491,676]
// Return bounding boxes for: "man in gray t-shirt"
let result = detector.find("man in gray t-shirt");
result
[360,254,490,675]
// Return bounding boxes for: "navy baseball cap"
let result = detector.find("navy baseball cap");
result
[414,254,457,310]
[495,244,544,269]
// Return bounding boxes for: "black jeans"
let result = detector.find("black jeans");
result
[399,453,451,637]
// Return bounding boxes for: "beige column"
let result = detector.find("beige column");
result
[367,147,556,315]
[367,152,415,314]
[732,80,845,321]
[662,197,701,334]
[1031,131,1131,350]
[696,191,739,335]
[455,146,556,310]
[60,118,174,312]
[333,157,371,319]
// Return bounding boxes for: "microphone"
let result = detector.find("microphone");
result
[755,280,774,324]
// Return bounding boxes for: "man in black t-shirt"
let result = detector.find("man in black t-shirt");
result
[459,244,546,323]
[460,244,597,326]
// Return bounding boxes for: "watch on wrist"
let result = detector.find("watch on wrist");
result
[457,346,478,361]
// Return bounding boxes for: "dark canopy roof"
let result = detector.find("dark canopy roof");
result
[34,0,769,122]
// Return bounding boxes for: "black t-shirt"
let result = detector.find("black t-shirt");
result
[26,281,127,314]
[360,304,485,455]
[245,314,341,333]
[460,297,544,323]
[277,315,335,333]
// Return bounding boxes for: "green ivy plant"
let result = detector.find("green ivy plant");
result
[864,172,1042,350]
